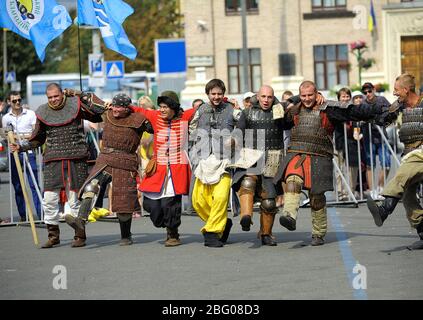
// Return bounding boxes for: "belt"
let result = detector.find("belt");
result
[102,147,131,154]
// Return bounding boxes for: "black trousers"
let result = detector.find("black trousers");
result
[143,195,182,229]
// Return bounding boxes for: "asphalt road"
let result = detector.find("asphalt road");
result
[1,166,422,301]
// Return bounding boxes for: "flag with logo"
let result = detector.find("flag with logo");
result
[0,0,72,62]
[368,0,377,33]
[77,0,138,60]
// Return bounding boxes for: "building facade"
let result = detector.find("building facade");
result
[180,0,423,104]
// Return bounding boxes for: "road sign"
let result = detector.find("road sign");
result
[11,81,21,92]
[106,61,124,79]
[89,53,104,77]
[154,39,186,75]
[5,71,16,83]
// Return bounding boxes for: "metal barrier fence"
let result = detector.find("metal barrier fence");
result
[330,122,401,207]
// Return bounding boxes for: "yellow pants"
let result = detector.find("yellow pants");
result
[192,174,231,235]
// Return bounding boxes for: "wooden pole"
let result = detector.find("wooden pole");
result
[7,131,39,246]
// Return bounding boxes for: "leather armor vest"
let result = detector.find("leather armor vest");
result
[288,108,333,157]
[399,99,423,154]
[102,111,145,154]
[36,97,88,162]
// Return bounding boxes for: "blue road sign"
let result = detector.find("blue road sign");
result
[105,61,125,79]
[89,53,104,77]
[5,71,16,83]
[155,39,186,75]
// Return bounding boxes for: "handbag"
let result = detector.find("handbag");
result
[144,158,157,177]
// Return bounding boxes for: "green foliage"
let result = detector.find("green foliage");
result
[46,1,183,73]
[0,1,183,98]
[0,30,44,98]
[374,83,389,92]
[105,0,183,72]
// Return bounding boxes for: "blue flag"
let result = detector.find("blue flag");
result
[0,0,72,62]
[77,0,138,60]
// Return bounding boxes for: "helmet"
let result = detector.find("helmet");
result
[112,93,132,108]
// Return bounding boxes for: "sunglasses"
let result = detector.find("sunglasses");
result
[11,98,22,104]
[362,90,373,94]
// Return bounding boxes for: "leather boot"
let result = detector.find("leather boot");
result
[367,196,400,227]
[71,228,86,248]
[220,218,233,244]
[65,214,86,235]
[41,224,60,249]
[165,227,181,247]
[259,212,277,246]
[119,219,133,246]
[239,193,254,231]
[65,214,87,248]
[203,232,223,248]
[279,215,296,231]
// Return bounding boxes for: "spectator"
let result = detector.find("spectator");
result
[242,92,255,109]
[2,91,42,221]
[136,96,156,218]
[334,88,361,200]
[192,98,204,110]
[352,91,363,105]
[360,82,391,199]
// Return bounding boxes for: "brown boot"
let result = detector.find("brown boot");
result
[41,224,60,249]
[71,228,87,248]
[65,214,87,248]
[165,227,181,247]
[239,193,254,231]
[259,212,277,246]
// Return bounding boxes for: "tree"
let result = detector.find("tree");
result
[45,1,183,74]
[43,8,92,74]
[0,30,44,99]
[0,0,183,98]
[104,0,183,72]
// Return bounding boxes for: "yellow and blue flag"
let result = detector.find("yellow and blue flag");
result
[0,0,72,62]
[77,0,137,60]
[368,0,377,32]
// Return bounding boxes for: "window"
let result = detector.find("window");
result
[225,0,258,15]
[227,48,262,94]
[314,44,349,90]
[312,0,347,11]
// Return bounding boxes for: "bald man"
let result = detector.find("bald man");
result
[233,85,293,246]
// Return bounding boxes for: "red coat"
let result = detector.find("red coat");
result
[131,107,195,195]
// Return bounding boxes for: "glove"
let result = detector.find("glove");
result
[374,105,390,126]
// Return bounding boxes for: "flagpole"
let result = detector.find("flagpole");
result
[77,21,83,91]
[3,29,8,93]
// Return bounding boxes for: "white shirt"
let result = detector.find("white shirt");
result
[143,169,176,200]
[2,108,36,135]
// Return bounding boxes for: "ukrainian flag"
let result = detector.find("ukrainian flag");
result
[368,0,377,32]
